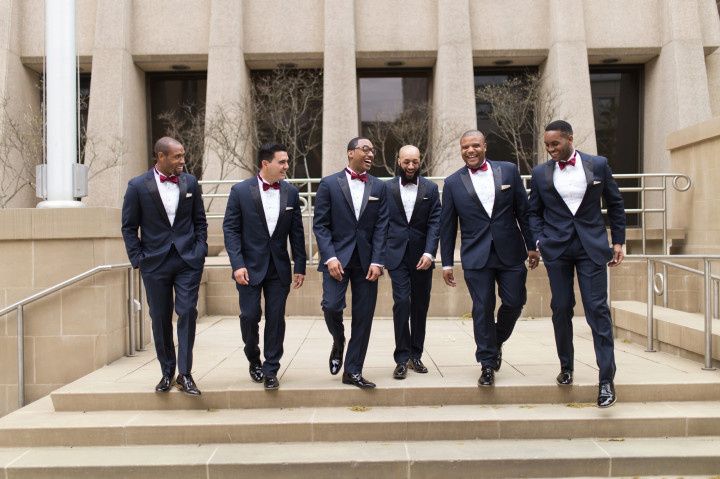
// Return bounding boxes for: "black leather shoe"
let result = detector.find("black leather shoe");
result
[264,376,280,390]
[393,363,407,379]
[408,358,428,373]
[249,363,264,383]
[597,382,616,408]
[478,366,495,387]
[556,369,573,386]
[175,374,201,396]
[342,372,376,389]
[329,339,345,375]
[493,344,503,372]
[154,375,173,393]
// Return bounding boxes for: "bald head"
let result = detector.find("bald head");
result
[460,129,486,142]
[154,136,186,176]
[398,144,420,160]
[154,136,183,157]
[396,144,422,181]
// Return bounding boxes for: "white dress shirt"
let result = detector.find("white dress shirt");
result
[553,150,586,215]
[346,168,365,219]
[257,175,281,236]
[153,168,180,226]
[399,177,433,261]
[469,162,495,218]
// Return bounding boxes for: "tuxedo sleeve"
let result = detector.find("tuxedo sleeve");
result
[289,190,307,275]
[424,183,442,257]
[439,180,458,268]
[370,181,389,266]
[512,167,535,251]
[601,159,626,245]
[527,174,545,242]
[222,186,246,272]
[312,179,336,263]
[192,180,208,250]
[121,181,143,269]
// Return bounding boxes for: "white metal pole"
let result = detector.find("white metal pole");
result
[37,0,84,208]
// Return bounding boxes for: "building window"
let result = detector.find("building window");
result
[474,67,538,174]
[358,69,431,176]
[590,66,642,225]
[146,72,207,178]
[78,74,91,164]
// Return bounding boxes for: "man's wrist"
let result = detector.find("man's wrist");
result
[422,253,434,261]
[442,266,453,271]
[324,256,338,265]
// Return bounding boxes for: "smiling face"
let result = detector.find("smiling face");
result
[544,130,574,163]
[156,142,185,176]
[347,138,375,173]
[261,151,290,183]
[460,133,487,169]
[397,145,421,179]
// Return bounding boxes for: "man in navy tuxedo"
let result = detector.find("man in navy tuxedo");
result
[385,145,441,379]
[223,143,307,390]
[313,137,389,388]
[528,120,625,408]
[121,137,208,396]
[440,130,539,387]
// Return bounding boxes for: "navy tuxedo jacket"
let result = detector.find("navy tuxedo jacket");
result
[384,176,441,271]
[313,170,389,273]
[528,152,626,265]
[222,178,307,286]
[440,160,534,269]
[121,169,208,273]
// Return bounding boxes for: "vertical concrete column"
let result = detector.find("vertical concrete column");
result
[540,0,596,155]
[698,0,720,116]
[432,0,476,177]
[644,0,712,174]
[84,0,148,207]
[321,0,358,175]
[0,0,42,208]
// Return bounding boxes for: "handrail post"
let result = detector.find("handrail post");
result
[646,258,655,352]
[640,176,646,254]
[17,305,24,408]
[127,267,136,357]
[136,272,146,351]
[703,259,715,370]
[714,278,719,320]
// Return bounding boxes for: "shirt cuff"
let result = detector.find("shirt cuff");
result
[324,256,338,265]
[370,263,383,269]
[535,240,540,251]
[442,266,453,270]
[422,253,434,261]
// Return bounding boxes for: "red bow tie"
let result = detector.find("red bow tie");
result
[558,157,576,170]
[260,179,280,191]
[468,161,488,174]
[159,173,179,184]
[346,168,368,182]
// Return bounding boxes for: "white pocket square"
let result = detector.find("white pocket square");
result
[368,196,379,201]
[593,180,602,185]
[501,184,511,190]
[185,193,193,198]
[285,206,294,211]
[422,197,429,200]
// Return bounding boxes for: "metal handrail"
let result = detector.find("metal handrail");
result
[200,172,691,263]
[0,263,144,408]
[621,254,720,370]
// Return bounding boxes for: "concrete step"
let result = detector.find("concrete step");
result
[3,398,720,447]
[0,437,719,478]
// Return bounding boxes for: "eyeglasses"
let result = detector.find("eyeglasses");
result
[354,146,377,155]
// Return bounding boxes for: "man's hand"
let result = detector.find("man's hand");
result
[442,268,456,287]
[233,267,250,285]
[416,255,433,271]
[527,250,540,270]
[608,244,624,267]
[366,265,383,282]
[327,259,344,281]
[293,273,305,289]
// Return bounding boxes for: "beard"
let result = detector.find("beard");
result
[395,164,420,183]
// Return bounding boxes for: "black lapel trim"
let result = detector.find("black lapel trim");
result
[337,172,357,222]
[144,170,171,227]
[250,181,270,237]
[409,176,427,224]
[460,167,490,219]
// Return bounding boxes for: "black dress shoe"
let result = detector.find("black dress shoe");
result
[493,344,503,372]
[408,358,428,373]
[264,376,280,390]
[597,382,616,408]
[478,366,495,387]
[329,339,345,375]
[249,363,264,383]
[556,369,573,386]
[175,374,201,396]
[342,372,376,389]
[154,375,174,393]
[393,363,407,379]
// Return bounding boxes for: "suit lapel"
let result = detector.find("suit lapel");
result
[250,181,270,237]
[337,173,357,222]
[490,161,502,218]
[460,168,489,219]
[389,178,407,225]
[577,152,596,212]
[144,170,171,227]
[544,159,575,216]
[178,174,188,213]
[409,177,426,224]
[358,176,372,220]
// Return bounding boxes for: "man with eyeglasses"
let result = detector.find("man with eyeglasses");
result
[313,137,389,388]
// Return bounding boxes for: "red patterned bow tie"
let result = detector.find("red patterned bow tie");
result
[260,177,280,191]
[158,173,179,184]
[346,168,368,182]
[468,161,488,173]
[558,155,576,170]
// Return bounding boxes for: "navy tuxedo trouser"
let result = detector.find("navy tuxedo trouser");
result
[463,247,527,369]
[388,249,433,365]
[321,250,378,375]
[141,246,203,377]
[237,258,290,378]
[544,235,616,383]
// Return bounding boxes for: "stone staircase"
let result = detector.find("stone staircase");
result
[0,316,720,477]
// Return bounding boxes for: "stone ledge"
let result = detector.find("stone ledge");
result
[0,207,122,240]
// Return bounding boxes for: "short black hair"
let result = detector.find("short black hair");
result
[347,136,370,151]
[545,120,573,136]
[257,143,287,166]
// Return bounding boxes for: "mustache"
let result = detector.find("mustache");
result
[395,164,420,180]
